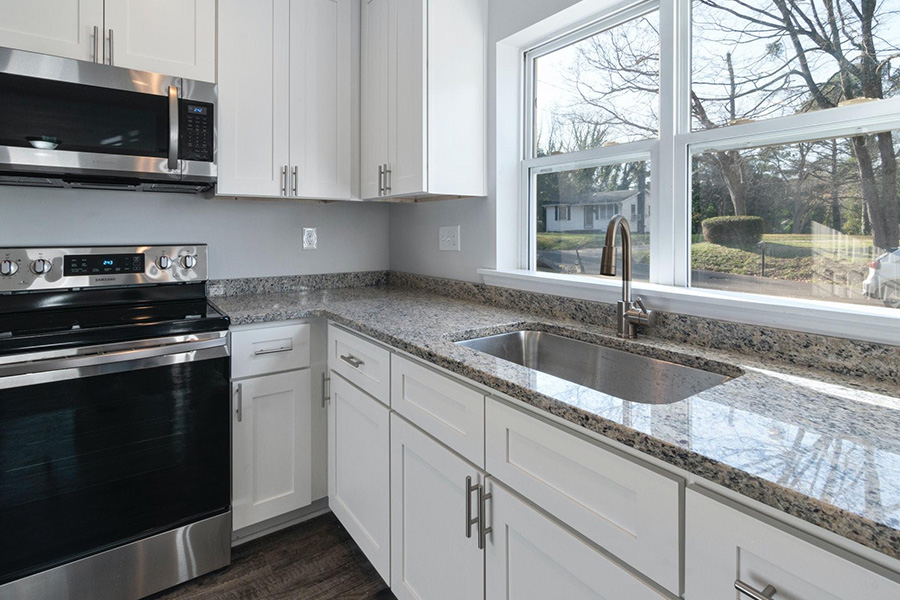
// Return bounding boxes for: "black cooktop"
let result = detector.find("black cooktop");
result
[0,283,230,356]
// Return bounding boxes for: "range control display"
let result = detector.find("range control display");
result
[64,254,145,276]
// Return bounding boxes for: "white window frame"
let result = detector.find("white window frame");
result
[484,0,900,345]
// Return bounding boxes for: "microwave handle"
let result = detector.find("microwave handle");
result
[168,86,179,171]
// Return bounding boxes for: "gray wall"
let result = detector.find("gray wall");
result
[388,0,587,282]
[0,187,390,280]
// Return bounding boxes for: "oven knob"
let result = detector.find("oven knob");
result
[181,255,197,269]
[0,260,18,276]
[157,255,172,270]
[31,258,52,275]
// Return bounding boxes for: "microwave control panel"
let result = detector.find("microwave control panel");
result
[180,100,214,162]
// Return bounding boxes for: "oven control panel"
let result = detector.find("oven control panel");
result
[0,245,208,292]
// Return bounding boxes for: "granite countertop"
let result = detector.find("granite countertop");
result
[213,285,900,560]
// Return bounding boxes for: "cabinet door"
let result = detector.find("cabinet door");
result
[103,0,216,81]
[0,0,103,63]
[329,372,391,581]
[217,0,291,197]
[391,415,484,600]
[485,481,667,600]
[232,370,313,531]
[288,0,353,200]
[360,0,390,199]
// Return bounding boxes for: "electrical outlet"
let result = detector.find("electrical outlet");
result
[302,227,318,250]
[439,225,460,252]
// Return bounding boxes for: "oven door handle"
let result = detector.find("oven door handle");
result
[168,85,180,172]
[0,335,228,390]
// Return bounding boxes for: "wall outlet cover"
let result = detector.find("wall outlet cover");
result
[439,225,460,252]
[303,227,318,250]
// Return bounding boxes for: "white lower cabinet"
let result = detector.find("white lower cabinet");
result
[390,415,485,600]
[685,487,900,600]
[232,369,313,530]
[328,372,391,581]
[485,480,668,600]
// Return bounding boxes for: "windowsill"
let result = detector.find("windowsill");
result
[477,268,900,346]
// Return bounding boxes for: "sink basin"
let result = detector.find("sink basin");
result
[456,330,730,404]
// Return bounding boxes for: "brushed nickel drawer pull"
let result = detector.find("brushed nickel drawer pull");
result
[478,483,492,550]
[340,354,364,368]
[735,580,777,600]
[254,346,292,356]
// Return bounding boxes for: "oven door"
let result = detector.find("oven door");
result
[0,47,216,184]
[0,333,231,586]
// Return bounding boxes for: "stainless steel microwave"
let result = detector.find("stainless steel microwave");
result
[0,47,216,193]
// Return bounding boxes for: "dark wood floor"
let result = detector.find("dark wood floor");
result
[148,513,395,600]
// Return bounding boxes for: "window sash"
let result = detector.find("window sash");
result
[522,0,900,303]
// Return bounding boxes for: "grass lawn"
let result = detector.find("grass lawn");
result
[691,233,875,282]
[537,232,650,251]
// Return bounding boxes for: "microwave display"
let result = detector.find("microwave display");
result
[180,100,214,162]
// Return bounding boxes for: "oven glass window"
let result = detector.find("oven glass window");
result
[0,356,230,585]
[0,72,168,158]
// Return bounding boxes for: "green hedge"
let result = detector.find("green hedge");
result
[701,216,765,246]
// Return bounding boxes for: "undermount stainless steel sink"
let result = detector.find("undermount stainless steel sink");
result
[456,330,731,404]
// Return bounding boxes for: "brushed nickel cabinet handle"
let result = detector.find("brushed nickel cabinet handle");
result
[292,166,298,196]
[340,354,364,368]
[281,165,288,196]
[253,346,292,356]
[93,25,99,63]
[735,581,777,600]
[322,372,331,408]
[478,483,492,550]
[385,163,391,194]
[108,29,114,65]
[235,383,243,422]
[465,476,479,539]
[378,164,384,196]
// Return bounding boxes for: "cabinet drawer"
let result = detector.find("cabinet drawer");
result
[232,323,310,379]
[685,487,900,600]
[327,324,391,405]
[485,399,681,594]
[391,355,485,466]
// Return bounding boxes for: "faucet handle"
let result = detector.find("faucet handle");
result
[627,297,657,328]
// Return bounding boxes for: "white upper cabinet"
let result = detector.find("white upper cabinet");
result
[218,0,356,200]
[0,0,104,63]
[289,0,353,199]
[103,0,216,81]
[361,0,486,201]
[217,0,291,198]
[0,0,215,81]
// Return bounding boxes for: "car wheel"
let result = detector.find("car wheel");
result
[883,283,900,309]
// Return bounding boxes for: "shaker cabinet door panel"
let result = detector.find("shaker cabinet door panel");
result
[390,415,484,600]
[328,372,391,581]
[103,0,216,81]
[0,0,104,63]
[288,0,353,200]
[485,481,667,600]
[217,0,291,197]
[360,0,390,200]
[232,370,313,531]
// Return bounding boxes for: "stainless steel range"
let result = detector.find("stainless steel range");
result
[0,245,231,599]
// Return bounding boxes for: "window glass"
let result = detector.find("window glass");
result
[536,161,651,281]
[533,10,660,157]
[691,0,900,130]
[691,131,900,309]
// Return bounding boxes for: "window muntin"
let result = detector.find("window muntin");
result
[691,0,900,131]
[536,161,651,281]
[532,9,660,157]
[691,131,900,308]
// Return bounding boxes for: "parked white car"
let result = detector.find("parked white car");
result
[863,248,900,308]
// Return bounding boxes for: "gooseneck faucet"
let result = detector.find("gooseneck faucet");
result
[599,215,656,339]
